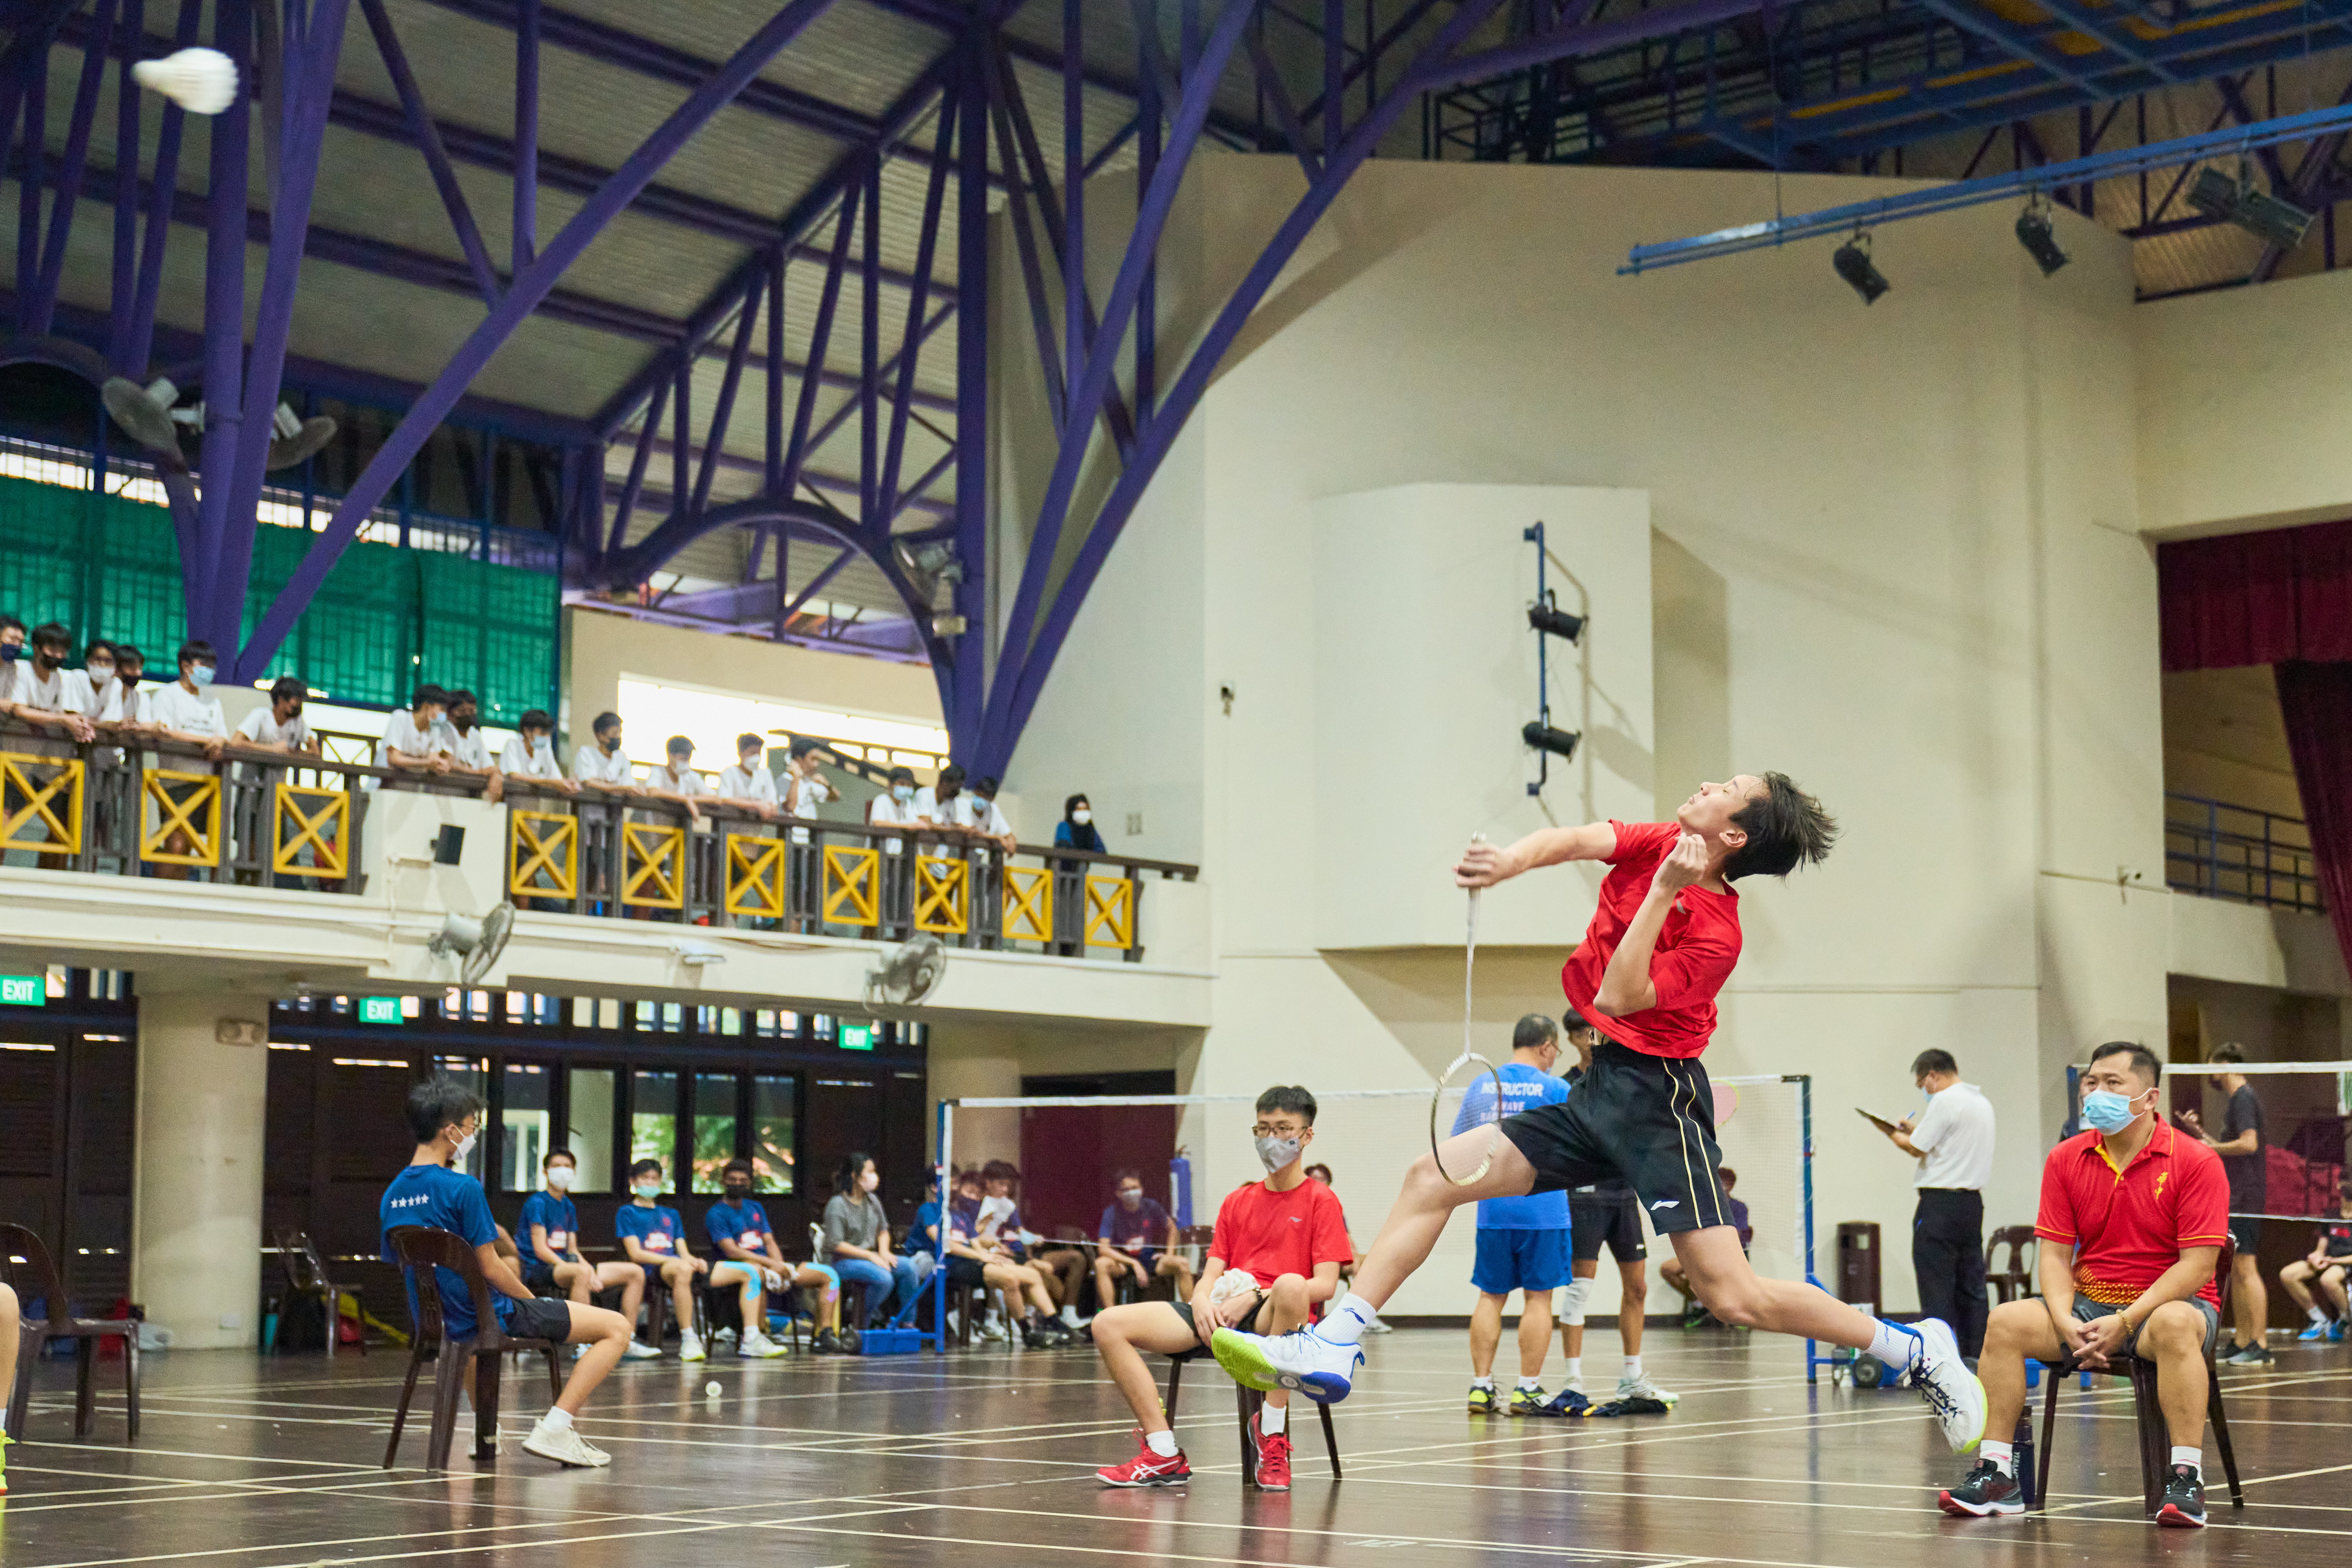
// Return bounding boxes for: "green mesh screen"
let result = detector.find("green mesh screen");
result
[0,475,556,721]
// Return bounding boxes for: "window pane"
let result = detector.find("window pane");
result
[434,1056,488,1182]
[752,1076,795,1194]
[692,1073,738,1194]
[501,1063,551,1191]
[568,1068,617,1192]
[631,1070,679,1188]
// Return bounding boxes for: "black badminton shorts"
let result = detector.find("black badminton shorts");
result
[1499,1040,1732,1238]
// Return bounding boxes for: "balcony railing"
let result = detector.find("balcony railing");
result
[2164,792,2323,914]
[0,722,1195,962]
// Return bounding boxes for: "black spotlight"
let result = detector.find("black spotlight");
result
[2015,202,2069,276]
[1527,601,1584,644]
[2186,167,2314,252]
[1832,232,1890,305]
[1522,722,1581,761]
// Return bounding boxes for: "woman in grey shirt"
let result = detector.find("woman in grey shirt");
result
[822,1152,930,1328]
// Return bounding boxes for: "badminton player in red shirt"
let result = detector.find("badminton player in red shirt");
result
[1215,774,1988,1453]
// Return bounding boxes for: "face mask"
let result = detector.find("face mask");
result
[0,645,20,663]
[2081,1088,2148,1135]
[451,1129,477,1163]
[546,1166,575,1192]
[1118,1189,1142,1208]
[891,784,913,803]
[1255,1134,1302,1173]
[87,663,114,684]
[190,664,216,689]
[1073,808,1092,825]
[633,1180,661,1199]
[860,1169,881,1193]
[119,669,139,688]
[32,649,57,671]
[723,1183,751,1201]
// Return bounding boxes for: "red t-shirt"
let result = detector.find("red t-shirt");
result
[2034,1125,2228,1306]
[1557,820,1742,1060]
[1209,1177,1352,1284]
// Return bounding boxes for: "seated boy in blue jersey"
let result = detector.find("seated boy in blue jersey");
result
[705,1157,846,1355]
[1456,1015,1577,1415]
[379,1078,633,1467]
[520,1149,662,1360]
[617,1156,712,1361]
[1096,1167,1194,1311]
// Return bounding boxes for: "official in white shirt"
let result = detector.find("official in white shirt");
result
[717,733,779,818]
[1877,1049,1996,1358]
[499,709,575,793]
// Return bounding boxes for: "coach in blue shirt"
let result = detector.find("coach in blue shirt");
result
[379,1078,634,1468]
[1453,1015,1575,1415]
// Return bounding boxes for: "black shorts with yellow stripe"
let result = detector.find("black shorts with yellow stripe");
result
[1498,1040,1733,1237]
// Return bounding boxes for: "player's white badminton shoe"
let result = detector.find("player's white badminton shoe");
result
[1212,1324,1363,1404]
[1906,1317,1987,1453]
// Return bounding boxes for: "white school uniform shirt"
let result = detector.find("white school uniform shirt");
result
[141,680,226,739]
[717,762,779,810]
[639,761,707,828]
[7,664,73,756]
[1910,1081,1996,1190]
[499,734,564,781]
[868,790,919,854]
[954,794,1014,840]
[444,723,492,771]
[377,709,447,767]
[572,742,635,786]
[60,669,114,721]
[234,706,313,750]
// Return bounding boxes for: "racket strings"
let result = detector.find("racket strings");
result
[1431,870,1502,1187]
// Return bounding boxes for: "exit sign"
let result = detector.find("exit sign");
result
[357,996,403,1025]
[0,975,42,1006]
[839,1021,875,1051]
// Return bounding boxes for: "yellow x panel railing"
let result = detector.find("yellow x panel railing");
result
[271,784,349,877]
[1085,874,1136,949]
[823,844,879,927]
[725,834,785,919]
[622,823,685,909]
[141,769,222,866]
[1002,865,1052,942]
[914,853,968,935]
[509,811,578,900]
[0,753,82,854]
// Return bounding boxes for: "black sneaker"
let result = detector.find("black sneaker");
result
[2156,1465,2206,1528]
[1938,1459,2025,1518]
[812,1328,842,1355]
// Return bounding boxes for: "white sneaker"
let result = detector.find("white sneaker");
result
[571,1343,588,1360]
[1060,1305,1082,1328]
[521,1417,611,1468]
[679,1331,707,1363]
[713,1326,737,1344]
[1359,1311,1395,1335]
[1564,1374,1585,1396]
[979,1317,1008,1342]
[739,1330,788,1359]
[1616,1373,1678,1406]
[1908,1318,1987,1453]
[1212,1324,1364,1403]
[622,1339,663,1360]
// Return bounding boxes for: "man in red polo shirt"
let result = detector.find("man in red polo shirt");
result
[1940,1040,2227,1528]
[1091,1085,1350,1491]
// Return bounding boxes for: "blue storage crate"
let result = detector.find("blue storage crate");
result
[858,1326,923,1356]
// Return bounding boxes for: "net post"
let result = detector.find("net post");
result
[930,1098,954,1355]
[1797,1073,1822,1384]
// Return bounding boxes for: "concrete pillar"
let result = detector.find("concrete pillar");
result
[130,990,270,1348]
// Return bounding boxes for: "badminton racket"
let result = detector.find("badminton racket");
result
[1432,840,1504,1186]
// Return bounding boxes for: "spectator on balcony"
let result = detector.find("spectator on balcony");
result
[0,616,23,706]
[143,640,227,756]
[869,766,920,835]
[822,1152,925,1329]
[7,622,96,745]
[498,710,575,796]
[104,643,148,725]
[572,711,640,799]
[960,776,1018,854]
[441,689,504,806]
[718,733,779,819]
[781,738,836,820]
[1056,794,1105,853]
[378,684,453,786]
[232,677,319,760]
[914,763,968,832]
[642,735,706,824]
[61,638,117,724]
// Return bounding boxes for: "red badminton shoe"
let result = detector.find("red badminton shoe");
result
[1248,1410,1292,1492]
[1097,1432,1191,1488]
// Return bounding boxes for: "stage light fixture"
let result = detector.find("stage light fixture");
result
[1832,231,1890,304]
[2014,200,2069,276]
[2186,167,2314,252]
[1521,722,1581,761]
[1527,602,1584,644]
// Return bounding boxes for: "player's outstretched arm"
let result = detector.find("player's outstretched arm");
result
[1455,822,1618,887]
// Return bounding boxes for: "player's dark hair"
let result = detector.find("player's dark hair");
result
[1512,1014,1559,1053]
[2209,1043,2245,1066]
[1910,1048,1957,1079]
[1112,1167,1142,1186]
[1559,1006,1593,1035]
[593,710,621,736]
[736,732,763,754]
[543,1147,574,1168]
[1717,1165,1738,1189]
[268,675,305,705]
[29,621,68,652]
[980,1158,1019,1186]
[176,638,214,668]
[722,1157,754,1180]
[1256,1084,1317,1125]
[519,708,553,733]
[2089,1040,2163,1085]
[629,1157,664,1181]
[1305,1163,1334,1186]
[836,1151,877,1197]
[404,1076,482,1143]
[1723,772,1838,881]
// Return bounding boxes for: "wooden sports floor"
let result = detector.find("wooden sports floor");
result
[1,1325,2342,1567]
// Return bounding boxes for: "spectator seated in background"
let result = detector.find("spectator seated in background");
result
[1661,1167,1750,1327]
[519,1149,658,1360]
[615,1157,709,1361]
[7,621,96,743]
[939,1166,1067,1343]
[717,733,779,819]
[380,1078,632,1468]
[378,684,452,782]
[821,1152,928,1329]
[1096,1168,1192,1311]
[572,711,640,800]
[441,689,502,805]
[1056,794,1104,852]
[2283,1180,2352,1342]
[1091,1085,1351,1491]
[981,1160,1088,1323]
[498,709,574,794]
[704,1157,838,1355]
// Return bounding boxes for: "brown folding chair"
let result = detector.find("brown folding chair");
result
[1165,1350,1340,1487]
[382,1226,566,1470]
[1987,1227,2037,1305]
[2032,1236,2244,1517]
[275,1229,365,1357]
[0,1225,139,1442]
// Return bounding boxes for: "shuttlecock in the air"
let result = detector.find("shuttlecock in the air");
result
[132,49,240,115]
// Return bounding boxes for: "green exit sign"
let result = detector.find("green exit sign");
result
[357,996,403,1025]
[839,1021,875,1051]
[0,975,42,1007]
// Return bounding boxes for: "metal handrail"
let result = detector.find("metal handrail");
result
[2163,790,2323,915]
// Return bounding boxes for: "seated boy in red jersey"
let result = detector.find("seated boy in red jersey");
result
[1939,1041,2228,1529]
[1215,777,1985,1456]
[1092,1086,1350,1492]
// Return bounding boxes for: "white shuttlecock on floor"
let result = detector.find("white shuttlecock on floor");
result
[132,49,240,115]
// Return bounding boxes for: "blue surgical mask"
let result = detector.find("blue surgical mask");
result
[892,784,913,803]
[190,663,216,689]
[2081,1088,2147,1134]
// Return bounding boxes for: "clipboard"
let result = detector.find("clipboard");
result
[1856,1106,1907,1136]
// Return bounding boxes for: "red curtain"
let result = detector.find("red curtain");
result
[2160,518,2352,669]
[2275,663,2352,977]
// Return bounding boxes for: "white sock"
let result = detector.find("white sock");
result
[1471,1376,1495,1390]
[2311,1305,2331,1325]
[1980,1439,2014,1476]
[1145,1428,1179,1457]
[1565,1356,1582,1381]
[539,1407,573,1431]
[1868,1319,1922,1370]
[1622,1355,1643,1379]
[1314,1292,1372,1346]
[1260,1401,1288,1434]
[2171,1445,2201,1474]
[1516,1376,1542,1392]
